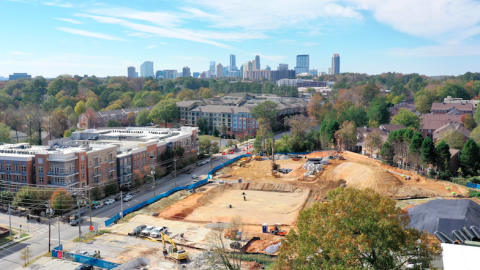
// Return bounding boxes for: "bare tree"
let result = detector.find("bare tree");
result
[364,132,383,157]
[3,108,24,143]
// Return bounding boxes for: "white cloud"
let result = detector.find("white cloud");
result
[56,27,125,41]
[304,42,320,46]
[10,52,30,55]
[44,1,75,8]
[389,44,480,57]
[147,45,157,49]
[125,32,154,38]
[86,7,182,27]
[55,18,82,24]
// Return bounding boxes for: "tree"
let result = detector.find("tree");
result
[91,186,102,201]
[148,100,179,127]
[20,247,31,266]
[0,123,11,143]
[126,112,136,126]
[364,132,383,156]
[250,101,279,131]
[85,98,100,111]
[391,109,420,129]
[3,108,24,143]
[45,110,68,139]
[74,100,86,116]
[474,106,480,124]
[307,93,323,121]
[362,83,380,104]
[460,139,480,176]
[334,120,357,151]
[133,170,145,187]
[415,94,432,114]
[462,114,476,130]
[381,141,395,165]
[197,117,208,134]
[136,109,151,126]
[103,181,119,197]
[199,138,212,156]
[275,187,441,269]
[436,140,451,175]
[471,126,480,144]
[367,98,390,125]
[50,188,73,216]
[0,191,14,209]
[421,137,436,166]
[201,87,213,98]
[410,131,424,153]
[106,119,121,127]
[221,124,227,135]
[437,129,466,150]
[213,126,219,137]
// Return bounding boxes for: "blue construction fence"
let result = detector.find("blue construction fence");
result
[467,182,480,190]
[105,154,251,227]
[52,249,120,269]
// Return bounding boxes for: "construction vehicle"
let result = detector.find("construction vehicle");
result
[160,232,188,263]
[224,228,242,240]
[253,155,262,161]
[270,223,287,236]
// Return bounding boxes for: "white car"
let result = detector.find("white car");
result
[149,226,168,238]
[123,195,133,202]
[206,158,211,163]
[140,226,155,236]
[105,199,115,205]
[93,202,103,209]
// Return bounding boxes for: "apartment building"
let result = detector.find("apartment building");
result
[176,93,308,135]
[78,106,153,129]
[419,114,463,139]
[443,96,480,108]
[431,102,474,116]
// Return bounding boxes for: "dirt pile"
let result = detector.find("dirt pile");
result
[238,182,299,192]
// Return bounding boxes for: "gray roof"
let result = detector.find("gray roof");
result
[96,107,152,118]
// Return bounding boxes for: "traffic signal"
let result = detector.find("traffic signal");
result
[27,215,30,221]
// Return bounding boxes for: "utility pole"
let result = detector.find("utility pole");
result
[77,197,81,239]
[58,217,61,247]
[174,158,177,187]
[48,205,51,252]
[152,168,156,197]
[8,204,12,237]
[120,191,123,220]
[88,187,92,227]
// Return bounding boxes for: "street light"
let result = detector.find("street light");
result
[151,166,156,197]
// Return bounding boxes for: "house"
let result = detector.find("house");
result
[389,104,419,119]
[432,121,471,143]
[449,149,461,173]
[431,102,474,116]
[419,114,463,139]
[355,124,405,158]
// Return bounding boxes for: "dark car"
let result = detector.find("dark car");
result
[70,218,82,226]
[75,265,94,270]
[128,225,147,236]
[74,211,85,219]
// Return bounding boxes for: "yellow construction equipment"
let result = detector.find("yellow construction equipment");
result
[253,155,262,161]
[160,232,188,263]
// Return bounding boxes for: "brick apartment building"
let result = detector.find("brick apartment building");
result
[430,102,474,116]
[419,114,463,139]
[78,106,153,129]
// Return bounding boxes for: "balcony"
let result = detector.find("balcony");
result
[93,163,101,168]
[47,170,79,177]
[48,179,79,187]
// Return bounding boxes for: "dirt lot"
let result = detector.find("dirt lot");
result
[220,158,306,182]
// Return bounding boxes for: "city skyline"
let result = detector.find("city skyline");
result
[2,0,480,77]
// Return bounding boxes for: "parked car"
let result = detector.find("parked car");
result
[70,218,82,226]
[187,169,193,174]
[74,211,85,219]
[76,251,89,256]
[206,158,211,163]
[86,251,100,258]
[150,226,169,238]
[140,226,155,236]
[75,265,94,270]
[202,161,207,165]
[191,174,197,179]
[128,225,147,236]
[123,194,133,202]
[196,162,202,166]
[93,202,103,209]
[105,199,115,205]
[116,192,132,201]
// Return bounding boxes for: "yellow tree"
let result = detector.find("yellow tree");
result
[50,188,73,216]
[334,120,357,151]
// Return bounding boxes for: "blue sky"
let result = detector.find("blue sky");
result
[2,0,480,78]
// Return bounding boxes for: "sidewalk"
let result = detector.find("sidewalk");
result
[0,231,32,250]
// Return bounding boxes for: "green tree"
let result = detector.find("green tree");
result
[213,126,219,137]
[391,109,420,129]
[421,137,436,166]
[367,98,390,125]
[462,114,477,130]
[49,188,73,216]
[437,129,467,150]
[414,94,432,114]
[136,109,151,126]
[460,139,480,176]
[334,120,357,151]
[0,191,14,209]
[103,181,119,197]
[471,126,480,144]
[148,100,179,127]
[43,96,59,111]
[85,98,100,111]
[91,187,102,201]
[275,187,441,269]
[197,117,208,134]
[74,100,86,116]
[436,140,451,175]
[221,124,227,135]
[63,106,74,117]
[0,123,11,143]
[126,112,136,126]
[409,131,424,153]
[201,87,213,98]
[106,119,121,127]
[250,101,279,131]
[474,106,480,124]
[68,113,78,128]
[362,83,380,104]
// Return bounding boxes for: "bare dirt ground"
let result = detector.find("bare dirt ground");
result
[220,158,306,182]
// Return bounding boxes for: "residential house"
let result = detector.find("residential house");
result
[432,121,471,144]
[419,114,463,139]
[431,102,474,116]
[355,124,405,157]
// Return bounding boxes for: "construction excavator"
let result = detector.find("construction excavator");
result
[160,232,188,263]
[270,223,287,236]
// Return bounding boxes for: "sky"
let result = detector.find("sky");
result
[2,0,480,78]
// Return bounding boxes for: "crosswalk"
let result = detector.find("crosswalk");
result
[33,225,57,235]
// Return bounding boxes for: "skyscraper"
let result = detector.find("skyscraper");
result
[182,66,191,77]
[155,70,163,79]
[295,55,309,74]
[163,70,177,79]
[216,63,223,78]
[230,54,237,71]
[255,55,260,70]
[140,61,154,78]
[127,66,136,78]
[210,61,216,73]
[193,72,200,78]
[9,73,31,80]
[266,65,271,71]
[332,54,340,74]
[251,60,257,71]
[277,63,288,70]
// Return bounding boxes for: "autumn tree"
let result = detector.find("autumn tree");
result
[126,112,136,126]
[74,100,86,116]
[82,107,97,129]
[3,107,24,143]
[391,108,420,129]
[436,129,466,150]
[85,97,100,111]
[364,132,383,156]
[148,100,179,127]
[334,120,357,151]
[462,114,476,130]
[201,87,213,98]
[133,170,145,187]
[307,93,323,121]
[362,83,380,104]
[50,188,73,216]
[275,187,441,269]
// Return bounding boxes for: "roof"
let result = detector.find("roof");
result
[420,114,463,130]
[441,243,480,270]
[356,124,405,143]
[95,107,152,118]
[431,102,474,112]
[176,100,200,107]
[389,105,417,116]
[449,149,460,157]
[407,199,480,235]
[432,122,471,141]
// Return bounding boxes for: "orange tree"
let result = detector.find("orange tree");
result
[50,188,73,216]
[275,187,441,270]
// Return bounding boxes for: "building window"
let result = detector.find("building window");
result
[0,164,3,170]
[81,164,84,169]
[22,176,26,182]
[6,164,10,171]
[21,165,26,172]
[82,173,85,179]
[39,176,44,183]
[39,167,43,172]
[38,158,43,164]
[7,175,11,180]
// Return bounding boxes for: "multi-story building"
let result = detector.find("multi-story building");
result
[216,63,223,78]
[243,70,272,80]
[255,55,261,70]
[182,67,191,77]
[277,79,328,87]
[155,70,164,79]
[272,70,296,81]
[442,96,480,108]
[230,55,237,71]
[163,70,177,80]
[128,66,136,78]
[419,114,463,139]
[294,55,309,74]
[176,93,308,135]
[140,61,154,78]
[277,64,288,70]
[266,65,271,71]
[209,61,215,74]
[308,69,318,76]
[431,103,474,116]
[9,73,31,80]
[193,72,200,78]
[332,54,340,74]
[79,107,153,129]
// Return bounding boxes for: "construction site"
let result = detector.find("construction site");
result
[100,151,470,269]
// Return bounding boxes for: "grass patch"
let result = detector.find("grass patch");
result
[241,253,276,267]
[20,233,29,238]
[469,190,480,198]
[0,229,18,246]
[198,135,219,141]
[73,229,110,242]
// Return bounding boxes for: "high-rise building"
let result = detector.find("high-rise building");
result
[193,72,200,78]
[328,68,332,75]
[255,55,260,70]
[230,54,237,71]
[216,63,223,78]
[140,61,154,78]
[135,72,139,78]
[210,61,216,73]
[155,70,164,79]
[294,55,309,74]
[278,63,288,70]
[266,65,271,71]
[332,54,340,74]
[308,69,318,76]
[127,66,136,78]
[251,60,257,71]
[240,65,243,76]
[163,70,177,79]
[9,73,31,80]
[182,66,191,77]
